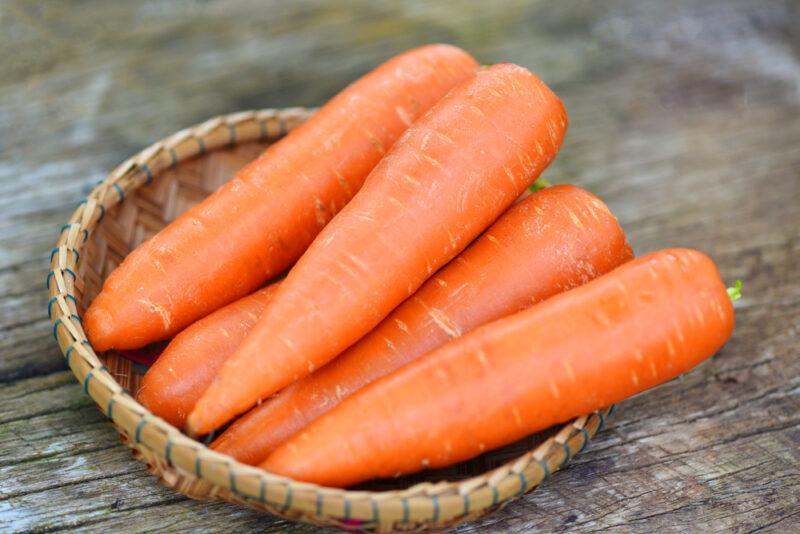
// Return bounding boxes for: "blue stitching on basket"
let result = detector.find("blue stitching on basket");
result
[561,442,572,466]
[343,499,351,520]
[78,199,104,222]
[259,479,266,503]
[316,494,323,516]
[48,268,77,289]
[141,163,153,184]
[597,411,605,432]
[83,370,93,394]
[517,471,528,496]
[54,314,81,338]
[52,319,63,340]
[539,459,550,480]
[490,486,499,507]
[59,223,88,242]
[229,472,237,495]
[282,486,293,511]
[608,404,616,416]
[107,397,115,420]
[401,497,409,523]
[165,441,173,466]
[134,419,146,443]
[195,457,202,478]
[196,136,206,155]
[53,314,80,339]
[462,494,470,515]
[431,494,440,522]
[64,340,90,367]
[53,294,78,315]
[371,499,379,522]
[228,124,237,146]
[51,247,80,263]
[112,183,125,202]
[579,427,590,453]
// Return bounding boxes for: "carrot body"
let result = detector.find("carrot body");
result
[212,185,632,464]
[137,283,280,428]
[262,248,735,487]
[188,63,569,435]
[85,44,478,351]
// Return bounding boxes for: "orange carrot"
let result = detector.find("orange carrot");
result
[85,44,478,351]
[187,63,568,435]
[137,283,280,428]
[212,185,632,464]
[262,248,735,487]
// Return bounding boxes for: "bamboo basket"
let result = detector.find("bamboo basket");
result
[47,108,613,532]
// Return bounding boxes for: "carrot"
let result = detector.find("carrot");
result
[212,185,632,464]
[187,62,569,435]
[262,248,735,487]
[85,44,479,351]
[137,283,280,428]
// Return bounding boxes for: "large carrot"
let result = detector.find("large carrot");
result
[187,63,569,435]
[212,185,632,464]
[262,248,735,487]
[135,284,280,428]
[85,44,478,351]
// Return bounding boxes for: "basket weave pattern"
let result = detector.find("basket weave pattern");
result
[47,108,612,532]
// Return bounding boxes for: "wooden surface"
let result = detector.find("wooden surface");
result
[1,0,799,532]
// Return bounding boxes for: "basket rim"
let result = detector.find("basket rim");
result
[47,107,613,528]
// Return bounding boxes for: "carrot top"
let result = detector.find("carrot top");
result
[727,280,743,301]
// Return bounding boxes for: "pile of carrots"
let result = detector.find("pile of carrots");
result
[86,45,737,488]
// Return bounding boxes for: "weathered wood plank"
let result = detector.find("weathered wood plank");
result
[0,373,327,533]
[1,0,798,531]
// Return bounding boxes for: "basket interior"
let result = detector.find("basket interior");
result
[77,140,557,490]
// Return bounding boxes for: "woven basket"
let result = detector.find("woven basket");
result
[47,108,612,532]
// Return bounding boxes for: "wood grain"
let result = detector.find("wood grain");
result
[1,0,798,532]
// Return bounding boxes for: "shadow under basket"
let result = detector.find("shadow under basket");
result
[47,108,613,533]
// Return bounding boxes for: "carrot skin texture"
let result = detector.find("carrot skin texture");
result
[136,284,280,428]
[188,63,569,435]
[84,44,479,351]
[262,248,735,487]
[212,185,632,464]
